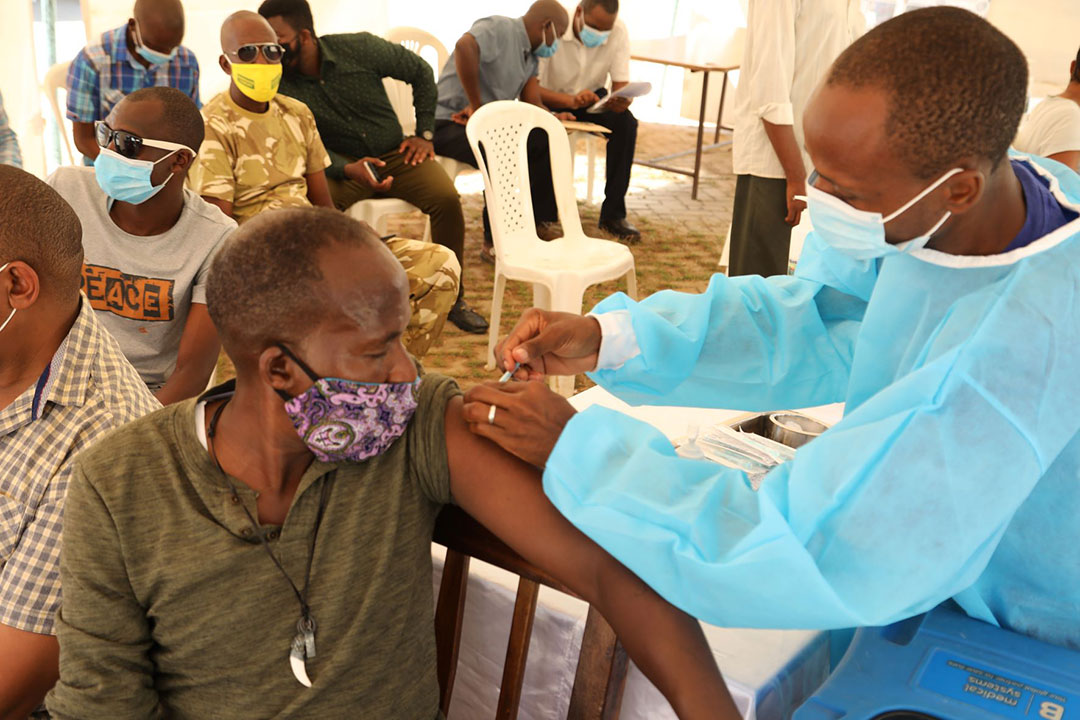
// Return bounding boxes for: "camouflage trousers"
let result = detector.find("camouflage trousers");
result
[386,236,460,357]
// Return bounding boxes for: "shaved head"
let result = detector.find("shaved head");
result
[525,0,569,23]
[134,0,183,29]
[220,10,277,52]
[131,0,184,54]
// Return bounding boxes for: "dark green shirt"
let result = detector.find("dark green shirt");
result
[278,32,438,181]
[47,375,459,719]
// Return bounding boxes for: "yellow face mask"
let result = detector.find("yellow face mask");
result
[230,62,282,103]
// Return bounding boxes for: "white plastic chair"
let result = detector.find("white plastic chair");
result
[467,101,637,396]
[385,26,473,184]
[568,131,600,204]
[44,61,75,165]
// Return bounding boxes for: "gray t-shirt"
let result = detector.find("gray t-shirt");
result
[435,16,538,121]
[47,167,234,389]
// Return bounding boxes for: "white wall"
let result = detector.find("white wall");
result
[988,0,1079,97]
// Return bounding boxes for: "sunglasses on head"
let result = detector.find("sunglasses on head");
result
[227,42,285,64]
[95,121,195,160]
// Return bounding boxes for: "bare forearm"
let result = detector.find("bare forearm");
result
[539,87,573,109]
[520,77,547,110]
[0,624,59,720]
[454,37,483,109]
[155,364,213,405]
[590,562,739,720]
[762,119,805,182]
[72,122,99,160]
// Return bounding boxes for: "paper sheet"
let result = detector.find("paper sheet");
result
[587,81,653,113]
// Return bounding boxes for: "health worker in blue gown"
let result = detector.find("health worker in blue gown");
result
[462,7,1080,650]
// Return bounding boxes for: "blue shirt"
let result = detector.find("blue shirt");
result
[66,25,200,163]
[435,16,537,121]
[1005,158,1078,251]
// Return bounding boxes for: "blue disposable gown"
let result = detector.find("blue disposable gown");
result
[544,156,1080,648]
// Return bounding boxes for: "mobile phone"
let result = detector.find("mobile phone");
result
[363,161,382,183]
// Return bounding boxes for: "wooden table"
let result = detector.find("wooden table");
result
[630,55,739,200]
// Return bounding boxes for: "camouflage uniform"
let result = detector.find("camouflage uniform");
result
[387,236,459,357]
[189,92,331,224]
[190,91,457,355]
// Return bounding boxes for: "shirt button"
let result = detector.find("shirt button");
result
[230,495,240,504]
[268,530,280,540]
[240,527,253,537]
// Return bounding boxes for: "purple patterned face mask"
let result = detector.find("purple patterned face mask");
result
[277,344,420,463]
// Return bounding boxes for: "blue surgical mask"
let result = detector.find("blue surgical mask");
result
[799,167,963,260]
[535,23,559,58]
[94,147,180,204]
[132,20,177,66]
[576,10,611,48]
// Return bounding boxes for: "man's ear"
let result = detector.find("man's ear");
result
[259,344,299,397]
[171,149,196,175]
[942,166,985,217]
[219,54,231,75]
[2,261,41,311]
[300,29,315,47]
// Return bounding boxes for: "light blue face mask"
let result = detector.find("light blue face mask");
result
[798,167,963,260]
[534,23,560,58]
[94,146,183,204]
[576,9,611,48]
[132,19,178,66]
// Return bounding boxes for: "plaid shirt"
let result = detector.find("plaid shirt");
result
[0,90,22,168]
[0,297,159,636]
[66,25,200,162]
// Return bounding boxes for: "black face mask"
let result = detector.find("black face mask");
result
[282,37,302,70]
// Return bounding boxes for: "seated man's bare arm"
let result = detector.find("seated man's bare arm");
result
[71,122,98,161]
[443,396,739,720]
[0,623,59,719]
[305,170,335,209]
[155,303,220,405]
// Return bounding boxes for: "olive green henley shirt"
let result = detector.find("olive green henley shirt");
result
[47,375,459,719]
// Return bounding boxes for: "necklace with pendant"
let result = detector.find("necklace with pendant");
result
[207,398,332,687]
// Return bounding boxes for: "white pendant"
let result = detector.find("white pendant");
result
[290,635,314,687]
[290,649,313,687]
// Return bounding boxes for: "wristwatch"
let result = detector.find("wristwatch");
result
[421,130,434,141]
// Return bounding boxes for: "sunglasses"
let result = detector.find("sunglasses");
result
[95,121,194,160]
[227,42,285,64]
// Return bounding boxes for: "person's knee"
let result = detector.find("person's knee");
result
[427,182,463,218]
[616,110,638,136]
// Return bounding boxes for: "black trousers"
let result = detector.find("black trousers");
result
[561,106,637,221]
[728,174,792,278]
[434,120,559,245]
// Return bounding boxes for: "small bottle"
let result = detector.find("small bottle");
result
[676,423,705,460]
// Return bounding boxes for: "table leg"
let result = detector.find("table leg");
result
[714,69,730,145]
[693,70,710,201]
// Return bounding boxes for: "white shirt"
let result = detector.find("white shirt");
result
[731,0,864,179]
[538,20,631,95]
[1014,95,1080,159]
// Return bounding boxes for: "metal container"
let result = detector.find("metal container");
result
[766,412,829,449]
